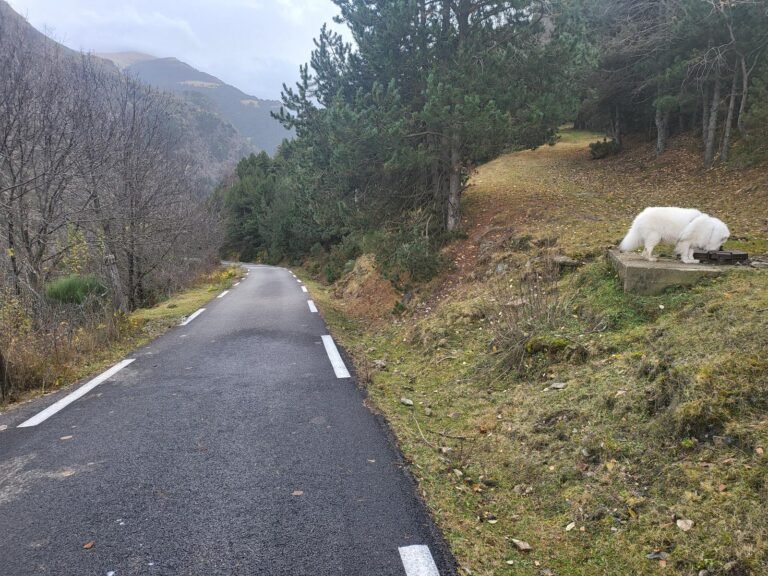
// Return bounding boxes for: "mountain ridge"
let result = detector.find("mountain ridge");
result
[99,52,291,155]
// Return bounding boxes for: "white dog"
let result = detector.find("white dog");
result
[619,207,730,263]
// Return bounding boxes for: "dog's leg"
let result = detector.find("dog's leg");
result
[677,241,699,264]
[642,234,660,262]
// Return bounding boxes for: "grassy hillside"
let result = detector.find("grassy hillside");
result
[308,130,768,575]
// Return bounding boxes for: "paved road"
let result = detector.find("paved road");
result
[0,265,454,576]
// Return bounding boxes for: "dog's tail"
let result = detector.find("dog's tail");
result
[619,226,642,252]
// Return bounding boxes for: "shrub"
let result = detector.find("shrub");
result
[490,257,581,378]
[45,275,105,304]
[390,236,443,282]
[324,235,362,283]
[589,138,621,159]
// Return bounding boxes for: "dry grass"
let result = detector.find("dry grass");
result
[311,130,768,575]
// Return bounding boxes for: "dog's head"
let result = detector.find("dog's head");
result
[704,217,730,251]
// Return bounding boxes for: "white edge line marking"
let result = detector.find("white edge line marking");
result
[180,308,205,326]
[301,286,308,293]
[399,545,441,576]
[18,359,136,428]
[307,300,318,313]
[217,290,229,299]
[321,335,351,379]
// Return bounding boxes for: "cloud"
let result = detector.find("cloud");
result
[6,0,344,98]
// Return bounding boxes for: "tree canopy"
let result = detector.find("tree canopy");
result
[220,0,768,269]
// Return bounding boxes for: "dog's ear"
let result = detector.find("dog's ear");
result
[704,218,719,250]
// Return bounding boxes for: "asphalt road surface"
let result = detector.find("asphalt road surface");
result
[0,265,455,576]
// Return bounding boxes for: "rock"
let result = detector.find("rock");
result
[548,382,567,390]
[552,255,582,268]
[373,359,388,370]
[400,397,414,407]
[750,259,768,268]
[513,484,532,495]
[565,522,576,532]
[676,518,694,532]
[495,262,509,274]
[511,538,532,552]
[424,407,433,416]
[646,552,669,560]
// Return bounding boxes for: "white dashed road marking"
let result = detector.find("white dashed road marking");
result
[321,335,350,379]
[18,359,136,428]
[217,290,229,299]
[180,308,205,326]
[301,286,308,293]
[307,300,318,313]
[399,545,441,576]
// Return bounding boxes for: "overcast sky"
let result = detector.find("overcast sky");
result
[7,0,344,100]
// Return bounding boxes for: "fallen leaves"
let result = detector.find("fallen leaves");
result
[82,541,95,550]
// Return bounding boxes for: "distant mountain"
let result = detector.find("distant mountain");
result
[99,53,291,155]
[0,1,262,191]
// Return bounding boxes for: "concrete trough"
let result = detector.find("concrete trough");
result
[607,249,726,295]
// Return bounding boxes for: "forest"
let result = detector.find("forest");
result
[0,14,221,399]
[219,0,768,278]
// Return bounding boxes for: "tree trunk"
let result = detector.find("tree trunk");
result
[655,106,669,155]
[92,190,128,313]
[704,73,721,168]
[737,54,750,138]
[5,213,22,296]
[611,106,622,146]
[702,84,710,145]
[0,348,9,401]
[446,134,462,232]
[719,68,739,163]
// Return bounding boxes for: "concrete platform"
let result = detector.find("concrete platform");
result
[608,249,724,295]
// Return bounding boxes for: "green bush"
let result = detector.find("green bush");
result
[589,138,621,159]
[390,236,443,282]
[45,275,105,304]
[324,236,362,283]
